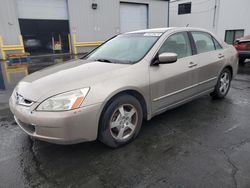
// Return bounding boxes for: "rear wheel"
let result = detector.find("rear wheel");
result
[211,68,232,99]
[98,95,143,148]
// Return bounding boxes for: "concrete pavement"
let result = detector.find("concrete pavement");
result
[0,58,250,188]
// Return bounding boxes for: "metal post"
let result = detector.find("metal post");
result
[72,34,77,55]
[59,34,62,53]
[19,35,25,53]
[0,36,6,60]
[52,35,55,54]
[68,34,72,54]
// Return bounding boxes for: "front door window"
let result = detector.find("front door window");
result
[158,32,192,59]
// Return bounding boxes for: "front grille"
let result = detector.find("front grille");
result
[15,117,35,134]
[22,123,35,133]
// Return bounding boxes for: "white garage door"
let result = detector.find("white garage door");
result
[120,3,148,33]
[16,0,68,20]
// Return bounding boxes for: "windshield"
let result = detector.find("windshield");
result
[86,33,162,64]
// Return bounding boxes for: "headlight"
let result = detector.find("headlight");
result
[36,88,90,111]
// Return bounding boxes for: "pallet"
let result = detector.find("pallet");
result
[7,57,31,64]
[7,52,30,58]
[7,52,31,64]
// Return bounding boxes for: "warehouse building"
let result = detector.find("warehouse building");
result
[0,0,169,59]
[169,0,250,44]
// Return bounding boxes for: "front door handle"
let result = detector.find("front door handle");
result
[218,54,225,59]
[188,62,197,68]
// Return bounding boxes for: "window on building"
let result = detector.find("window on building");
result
[225,30,244,44]
[178,2,191,15]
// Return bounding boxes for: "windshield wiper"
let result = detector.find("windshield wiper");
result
[95,58,133,64]
[96,59,113,63]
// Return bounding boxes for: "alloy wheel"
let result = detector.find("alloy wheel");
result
[219,72,230,95]
[109,104,138,140]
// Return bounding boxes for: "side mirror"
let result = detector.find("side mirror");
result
[153,53,178,65]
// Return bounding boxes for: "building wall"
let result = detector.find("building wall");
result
[0,0,21,59]
[16,0,69,20]
[169,0,250,41]
[169,0,217,31]
[68,0,169,53]
[0,0,169,58]
[216,0,250,40]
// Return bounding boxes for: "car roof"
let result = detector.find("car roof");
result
[127,27,175,33]
[125,27,211,34]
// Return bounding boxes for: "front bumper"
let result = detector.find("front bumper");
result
[9,96,102,144]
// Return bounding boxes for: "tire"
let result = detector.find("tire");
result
[211,68,232,99]
[98,94,143,148]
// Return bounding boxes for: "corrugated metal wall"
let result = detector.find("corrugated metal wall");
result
[16,0,69,20]
[68,0,120,43]
[68,0,169,53]
[0,0,21,59]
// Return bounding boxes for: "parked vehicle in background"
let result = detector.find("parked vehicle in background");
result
[24,38,42,52]
[9,27,238,148]
[234,35,250,64]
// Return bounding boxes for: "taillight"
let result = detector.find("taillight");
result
[234,43,248,50]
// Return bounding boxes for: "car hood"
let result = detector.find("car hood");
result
[16,59,130,101]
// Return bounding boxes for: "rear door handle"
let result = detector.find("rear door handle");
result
[188,62,197,68]
[218,54,225,59]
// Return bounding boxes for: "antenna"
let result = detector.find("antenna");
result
[186,24,189,27]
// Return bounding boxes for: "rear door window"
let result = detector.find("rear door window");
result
[191,32,216,54]
[212,37,223,50]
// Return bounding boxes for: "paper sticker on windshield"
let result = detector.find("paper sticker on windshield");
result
[144,33,162,37]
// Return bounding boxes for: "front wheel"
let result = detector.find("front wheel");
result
[98,95,143,148]
[211,68,232,99]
